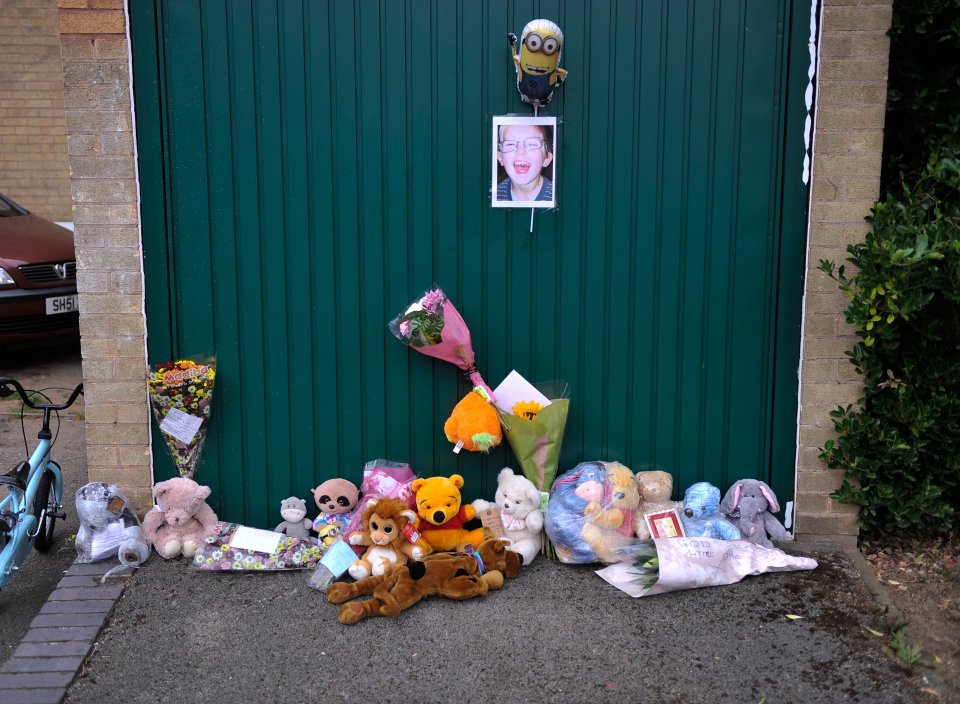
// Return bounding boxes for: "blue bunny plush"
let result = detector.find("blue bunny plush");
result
[680,482,741,541]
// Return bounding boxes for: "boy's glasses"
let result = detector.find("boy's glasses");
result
[498,137,546,153]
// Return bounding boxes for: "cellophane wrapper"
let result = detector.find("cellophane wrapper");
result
[342,459,417,556]
[388,286,492,396]
[543,461,639,565]
[147,357,216,478]
[595,537,818,597]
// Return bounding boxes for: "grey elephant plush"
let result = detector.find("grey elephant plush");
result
[720,479,788,548]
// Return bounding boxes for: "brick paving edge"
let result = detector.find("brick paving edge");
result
[0,559,129,703]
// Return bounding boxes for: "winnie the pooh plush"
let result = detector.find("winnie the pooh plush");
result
[579,462,640,564]
[412,474,485,552]
[141,477,218,559]
[443,387,502,452]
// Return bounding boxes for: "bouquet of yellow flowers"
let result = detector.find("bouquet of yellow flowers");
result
[147,357,216,479]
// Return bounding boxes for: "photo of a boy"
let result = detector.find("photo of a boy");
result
[491,116,557,208]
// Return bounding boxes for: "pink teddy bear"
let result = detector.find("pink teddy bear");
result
[141,477,218,559]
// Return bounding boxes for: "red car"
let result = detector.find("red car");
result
[0,193,79,348]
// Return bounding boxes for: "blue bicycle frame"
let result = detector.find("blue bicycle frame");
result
[0,439,63,588]
[0,378,80,590]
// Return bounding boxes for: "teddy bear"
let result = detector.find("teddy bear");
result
[327,538,521,624]
[347,497,430,579]
[141,477,218,559]
[443,387,502,452]
[311,478,361,547]
[579,462,641,564]
[411,474,485,553]
[543,461,608,563]
[274,496,312,539]
[633,470,678,541]
[74,482,151,567]
[679,481,741,541]
[472,467,543,565]
[719,478,788,548]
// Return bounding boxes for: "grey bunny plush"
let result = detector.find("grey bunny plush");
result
[720,479,788,548]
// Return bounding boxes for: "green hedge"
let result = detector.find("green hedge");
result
[819,157,960,535]
[817,1,960,538]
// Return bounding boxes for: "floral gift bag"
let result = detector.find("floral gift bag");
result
[192,522,324,571]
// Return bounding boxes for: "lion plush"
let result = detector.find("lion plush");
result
[347,497,431,579]
[412,474,485,552]
[327,538,521,624]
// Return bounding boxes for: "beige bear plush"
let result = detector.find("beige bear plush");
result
[141,477,218,559]
[633,470,678,540]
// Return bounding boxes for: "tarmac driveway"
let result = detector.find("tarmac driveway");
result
[63,547,919,703]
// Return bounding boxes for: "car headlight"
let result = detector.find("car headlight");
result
[0,268,15,286]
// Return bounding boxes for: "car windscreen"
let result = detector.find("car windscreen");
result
[0,194,25,217]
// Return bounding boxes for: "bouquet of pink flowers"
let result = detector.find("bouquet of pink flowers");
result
[388,286,493,397]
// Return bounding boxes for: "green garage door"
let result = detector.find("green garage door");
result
[130,0,810,526]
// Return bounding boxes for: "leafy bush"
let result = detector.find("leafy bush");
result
[882,0,960,189]
[819,157,960,535]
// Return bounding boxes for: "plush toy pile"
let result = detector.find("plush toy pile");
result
[132,455,802,618]
[544,462,764,565]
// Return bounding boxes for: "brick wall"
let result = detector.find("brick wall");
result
[794,0,893,545]
[0,0,72,221]
[57,0,152,513]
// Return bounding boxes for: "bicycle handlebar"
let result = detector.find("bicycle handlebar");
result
[0,379,84,410]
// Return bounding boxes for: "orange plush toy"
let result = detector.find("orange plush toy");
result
[443,387,501,452]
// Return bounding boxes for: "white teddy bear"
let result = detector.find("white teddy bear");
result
[473,467,543,566]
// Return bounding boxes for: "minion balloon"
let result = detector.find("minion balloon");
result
[508,19,567,109]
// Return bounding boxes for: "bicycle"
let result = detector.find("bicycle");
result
[0,378,83,589]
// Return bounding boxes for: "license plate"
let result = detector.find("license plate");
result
[45,295,79,315]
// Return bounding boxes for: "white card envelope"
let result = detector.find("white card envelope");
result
[492,370,552,415]
[230,526,283,554]
[159,408,203,444]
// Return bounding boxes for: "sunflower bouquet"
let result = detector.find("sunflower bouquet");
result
[147,357,216,479]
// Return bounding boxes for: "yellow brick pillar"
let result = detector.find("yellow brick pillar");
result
[58,0,152,513]
[795,0,893,545]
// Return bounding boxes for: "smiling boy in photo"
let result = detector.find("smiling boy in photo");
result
[496,123,554,203]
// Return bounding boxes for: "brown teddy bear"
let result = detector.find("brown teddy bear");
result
[633,470,678,540]
[327,538,521,624]
[141,477,218,559]
[579,462,640,563]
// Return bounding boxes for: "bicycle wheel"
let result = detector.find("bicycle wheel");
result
[32,469,57,552]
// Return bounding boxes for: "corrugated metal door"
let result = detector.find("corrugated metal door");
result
[131,0,810,525]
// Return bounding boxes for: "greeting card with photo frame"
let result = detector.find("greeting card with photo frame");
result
[643,508,686,539]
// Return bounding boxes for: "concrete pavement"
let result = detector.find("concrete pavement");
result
[58,545,921,704]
